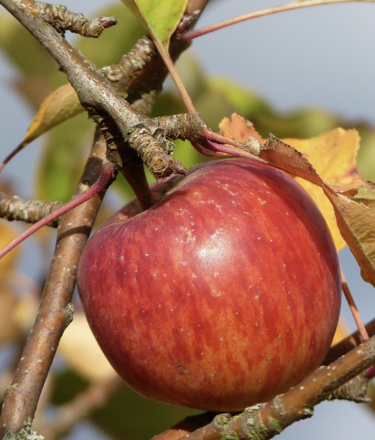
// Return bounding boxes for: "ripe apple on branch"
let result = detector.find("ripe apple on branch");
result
[78,157,342,411]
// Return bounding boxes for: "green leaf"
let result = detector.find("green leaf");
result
[0,12,56,77]
[75,3,145,68]
[35,113,93,203]
[121,0,187,51]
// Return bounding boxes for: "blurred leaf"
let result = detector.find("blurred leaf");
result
[151,91,187,118]
[91,384,201,440]
[209,77,274,119]
[52,369,89,405]
[121,0,187,51]
[0,222,19,272]
[195,86,238,130]
[331,319,350,346]
[75,4,145,68]
[12,77,52,110]
[367,382,375,414]
[59,313,117,382]
[356,123,375,182]
[0,12,56,76]
[0,290,19,346]
[51,367,201,440]
[21,84,83,146]
[35,113,93,202]
[175,52,208,102]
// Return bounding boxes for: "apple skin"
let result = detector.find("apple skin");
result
[77,158,341,412]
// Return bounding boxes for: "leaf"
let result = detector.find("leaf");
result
[0,290,19,346]
[284,128,360,251]
[0,222,19,272]
[218,114,360,251]
[331,319,349,346]
[59,313,117,382]
[324,181,375,286]
[121,0,188,51]
[21,83,83,146]
[0,12,56,76]
[75,3,145,68]
[210,77,274,119]
[219,113,263,143]
[35,112,92,202]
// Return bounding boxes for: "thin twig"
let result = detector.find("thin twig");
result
[181,0,374,40]
[341,269,369,342]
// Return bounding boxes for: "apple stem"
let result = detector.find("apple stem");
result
[192,142,229,157]
[200,139,259,161]
[341,269,369,343]
[0,160,116,261]
[202,127,242,149]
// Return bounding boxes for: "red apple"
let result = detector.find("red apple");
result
[77,158,341,412]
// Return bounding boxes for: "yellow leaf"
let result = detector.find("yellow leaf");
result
[284,128,360,251]
[59,313,116,382]
[219,114,360,251]
[22,83,83,145]
[0,222,19,273]
[324,184,375,287]
[331,319,349,347]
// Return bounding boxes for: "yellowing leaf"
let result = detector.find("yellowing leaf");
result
[0,222,19,273]
[22,83,83,146]
[331,319,349,346]
[219,114,360,252]
[121,0,187,51]
[219,113,263,143]
[324,183,375,287]
[284,128,360,251]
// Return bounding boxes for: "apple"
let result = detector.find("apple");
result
[77,158,341,412]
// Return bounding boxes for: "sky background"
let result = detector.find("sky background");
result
[1,0,375,439]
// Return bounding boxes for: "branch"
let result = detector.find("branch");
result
[0,193,62,227]
[0,0,183,179]
[173,335,375,440]
[323,318,375,365]
[0,133,108,437]
[38,2,118,38]
[154,321,375,440]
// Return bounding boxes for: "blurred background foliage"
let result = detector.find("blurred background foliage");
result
[1,2,375,440]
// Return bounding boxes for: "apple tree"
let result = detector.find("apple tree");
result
[1,0,375,439]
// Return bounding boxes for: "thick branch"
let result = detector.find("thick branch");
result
[0,133,107,437]
[0,0,183,178]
